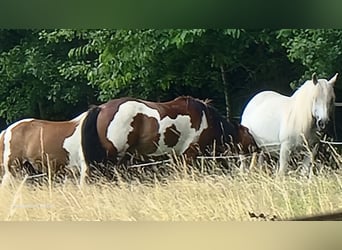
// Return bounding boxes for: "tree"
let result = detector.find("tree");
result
[44,29,298,119]
[1,29,329,127]
[277,29,342,88]
[0,29,96,124]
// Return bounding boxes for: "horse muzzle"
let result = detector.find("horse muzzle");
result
[316,119,327,131]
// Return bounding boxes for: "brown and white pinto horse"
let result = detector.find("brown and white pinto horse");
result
[0,112,88,186]
[81,96,256,171]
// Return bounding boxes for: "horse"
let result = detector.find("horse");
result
[241,73,337,175]
[81,96,256,176]
[0,112,89,186]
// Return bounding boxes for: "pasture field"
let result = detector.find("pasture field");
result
[0,146,341,221]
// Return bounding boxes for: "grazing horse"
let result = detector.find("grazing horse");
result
[81,96,256,171]
[241,73,337,175]
[0,112,88,186]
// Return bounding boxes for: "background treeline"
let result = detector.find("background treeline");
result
[1,29,342,138]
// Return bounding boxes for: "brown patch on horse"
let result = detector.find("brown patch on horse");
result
[127,113,160,154]
[7,119,78,174]
[236,124,257,153]
[197,127,215,153]
[182,143,200,159]
[141,96,205,130]
[164,124,180,147]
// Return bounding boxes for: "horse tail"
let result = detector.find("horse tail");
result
[81,106,106,166]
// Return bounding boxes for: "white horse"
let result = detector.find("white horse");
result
[241,73,337,175]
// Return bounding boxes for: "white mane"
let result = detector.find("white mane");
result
[286,79,317,138]
[286,77,335,140]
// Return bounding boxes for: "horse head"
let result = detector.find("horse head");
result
[311,72,337,131]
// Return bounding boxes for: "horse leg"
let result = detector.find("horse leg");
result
[257,151,266,172]
[1,173,12,188]
[249,152,258,170]
[1,163,14,188]
[302,155,312,178]
[79,162,88,187]
[239,154,248,172]
[183,144,199,160]
[302,143,319,178]
[278,142,290,176]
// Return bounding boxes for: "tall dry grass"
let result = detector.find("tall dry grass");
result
[0,146,342,221]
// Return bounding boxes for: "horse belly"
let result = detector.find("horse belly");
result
[246,117,281,147]
[21,135,67,172]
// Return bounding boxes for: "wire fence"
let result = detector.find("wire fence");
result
[320,140,342,145]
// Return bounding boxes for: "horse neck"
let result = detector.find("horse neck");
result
[204,106,238,144]
[218,117,239,143]
[289,81,316,136]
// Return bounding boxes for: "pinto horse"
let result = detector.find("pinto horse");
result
[241,73,337,175]
[0,112,88,186]
[81,96,256,172]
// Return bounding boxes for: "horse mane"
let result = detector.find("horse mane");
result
[203,98,213,105]
[176,96,234,141]
[174,95,212,106]
[287,79,319,137]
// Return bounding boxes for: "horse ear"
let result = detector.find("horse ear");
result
[312,73,318,85]
[328,73,338,85]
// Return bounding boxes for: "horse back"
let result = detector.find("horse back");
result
[143,96,207,130]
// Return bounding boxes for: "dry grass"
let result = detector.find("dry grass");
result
[1,147,342,221]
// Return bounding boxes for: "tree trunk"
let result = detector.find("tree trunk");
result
[220,65,231,118]
[37,101,45,119]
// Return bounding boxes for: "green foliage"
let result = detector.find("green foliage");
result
[56,29,276,105]
[52,29,254,100]
[0,29,96,123]
[1,29,342,128]
[277,29,342,88]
